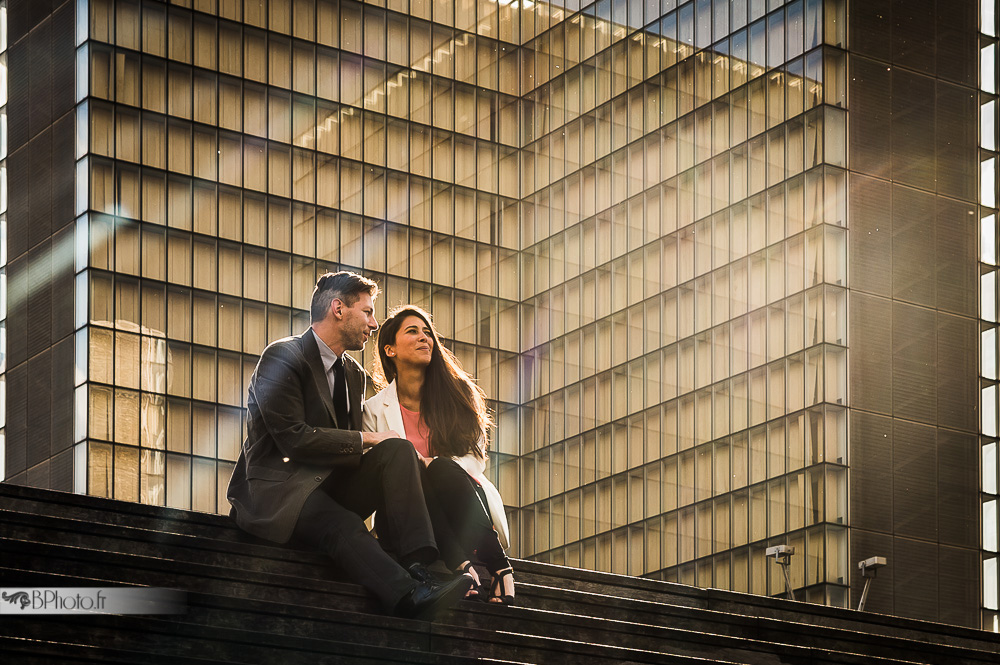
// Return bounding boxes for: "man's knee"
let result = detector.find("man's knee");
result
[372,436,417,461]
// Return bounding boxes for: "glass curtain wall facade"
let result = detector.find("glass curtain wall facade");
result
[0,0,7,482]
[5,0,79,493]
[984,0,1000,633]
[1,0,988,628]
[845,1,981,628]
[517,0,851,608]
[71,0,525,519]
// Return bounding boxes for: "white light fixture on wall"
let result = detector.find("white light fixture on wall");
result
[766,545,796,601]
[857,556,887,612]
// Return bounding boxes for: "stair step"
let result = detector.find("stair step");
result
[0,561,750,664]
[1,557,960,665]
[4,482,1000,665]
[4,526,998,665]
[0,596,737,665]
[0,615,518,665]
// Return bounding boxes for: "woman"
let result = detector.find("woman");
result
[362,305,514,605]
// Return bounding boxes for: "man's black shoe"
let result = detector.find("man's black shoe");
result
[406,562,436,585]
[393,575,473,621]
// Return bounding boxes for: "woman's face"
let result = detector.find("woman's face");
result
[387,314,434,369]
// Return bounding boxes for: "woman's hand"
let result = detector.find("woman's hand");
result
[417,453,435,467]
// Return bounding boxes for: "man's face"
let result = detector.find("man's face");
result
[337,292,378,351]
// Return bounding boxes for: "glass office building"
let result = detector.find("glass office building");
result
[0,0,990,628]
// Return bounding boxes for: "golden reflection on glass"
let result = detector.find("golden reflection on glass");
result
[74,0,857,602]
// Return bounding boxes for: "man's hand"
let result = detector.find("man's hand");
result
[362,430,402,449]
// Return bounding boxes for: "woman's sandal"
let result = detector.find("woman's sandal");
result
[487,566,516,606]
[457,561,483,600]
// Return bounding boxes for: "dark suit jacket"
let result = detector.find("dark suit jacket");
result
[227,329,366,543]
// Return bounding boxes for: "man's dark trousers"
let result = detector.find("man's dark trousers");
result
[292,437,435,608]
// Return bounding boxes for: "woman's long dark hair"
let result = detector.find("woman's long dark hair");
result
[372,306,492,459]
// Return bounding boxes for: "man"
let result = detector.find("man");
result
[227,271,471,619]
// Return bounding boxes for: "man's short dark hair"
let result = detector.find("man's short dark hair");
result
[310,271,379,323]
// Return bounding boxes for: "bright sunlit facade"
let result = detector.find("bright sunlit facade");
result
[2,0,989,628]
[983,0,1000,633]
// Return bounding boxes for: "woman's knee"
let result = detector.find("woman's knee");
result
[426,456,466,481]
[427,456,463,472]
[426,458,478,500]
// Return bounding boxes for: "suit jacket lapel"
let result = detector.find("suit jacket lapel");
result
[300,330,340,427]
[382,381,406,435]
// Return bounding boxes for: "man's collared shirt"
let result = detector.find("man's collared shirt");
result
[311,329,362,446]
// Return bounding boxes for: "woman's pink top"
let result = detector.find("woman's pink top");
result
[399,404,431,458]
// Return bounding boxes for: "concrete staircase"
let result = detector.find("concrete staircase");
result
[2,482,998,664]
